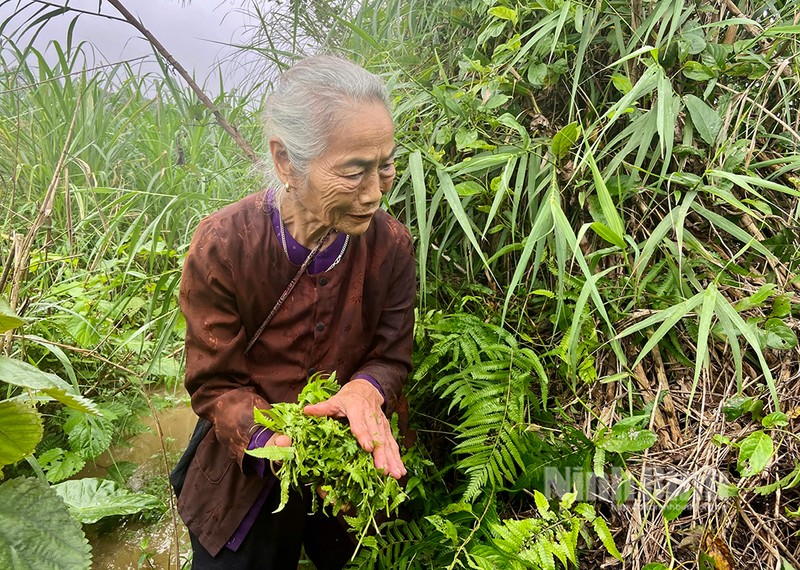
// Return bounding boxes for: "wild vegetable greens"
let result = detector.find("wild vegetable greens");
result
[247,374,421,544]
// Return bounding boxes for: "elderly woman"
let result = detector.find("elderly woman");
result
[176,55,415,569]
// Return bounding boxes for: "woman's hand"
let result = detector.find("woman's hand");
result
[303,379,407,479]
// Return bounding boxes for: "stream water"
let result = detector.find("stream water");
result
[82,401,197,570]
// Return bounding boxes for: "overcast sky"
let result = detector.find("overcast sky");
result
[0,1,263,91]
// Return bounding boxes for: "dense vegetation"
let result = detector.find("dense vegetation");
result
[1,0,800,568]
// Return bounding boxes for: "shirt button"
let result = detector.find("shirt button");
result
[319,277,328,286]
[308,367,316,376]
[316,322,325,332]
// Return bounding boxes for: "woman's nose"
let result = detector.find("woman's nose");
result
[360,170,383,205]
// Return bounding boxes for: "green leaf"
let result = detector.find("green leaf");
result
[682,60,716,80]
[0,478,91,570]
[737,430,774,477]
[762,412,789,429]
[455,127,478,150]
[734,283,776,312]
[52,477,161,524]
[0,356,99,415]
[551,122,581,160]
[584,147,625,245]
[64,411,114,459]
[454,181,484,197]
[611,74,633,94]
[246,445,296,462]
[438,168,492,271]
[723,394,763,421]
[38,448,86,484]
[770,294,793,318]
[684,94,722,145]
[0,401,43,468]
[663,489,692,521]
[425,514,459,544]
[0,299,24,333]
[763,318,797,350]
[597,423,658,454]
[488,6,517,24]
[592,515,622,560]
[643,565,669,570]
[533,489,550,516]
[527,61,548,86]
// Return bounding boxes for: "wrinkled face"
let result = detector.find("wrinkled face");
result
[293,100,396,235]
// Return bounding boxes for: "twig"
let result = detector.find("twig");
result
[106,0,259,165]
[740,507,800,568]
[721,0,764,38]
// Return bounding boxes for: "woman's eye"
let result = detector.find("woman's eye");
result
[379,163,395,174]
[344,172,363,180]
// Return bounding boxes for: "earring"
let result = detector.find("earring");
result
[284,182,291,193]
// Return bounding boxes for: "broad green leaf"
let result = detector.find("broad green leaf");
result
[770,294,793,318]
[64,412,114,459]
[527,61,548,86]
[762,412,789,429]
[663,489,692,521]
[0,401,43,468]
[684,94,722,145]
[455,127,478,150]
[38,448,86,484]
[0,356,99,415]
[488,6,517,24]
[0,478,91,570]
[597,424,658,453]
[763,318,797,350]
[0,299,24,333]
[551,122,581,160]
[723,394,763,421]
[52,477,161,524]
[643,565,669,570]
[737,430,774,477]
[454,181,484,197]
[682,60,716,80]
[611,74,633,94]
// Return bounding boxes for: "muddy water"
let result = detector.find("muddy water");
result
[82,401,197,570]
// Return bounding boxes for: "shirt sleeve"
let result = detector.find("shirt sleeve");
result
[179,216,271,468]
[350,224,416,414]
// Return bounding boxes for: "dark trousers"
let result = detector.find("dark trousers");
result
[189,486,355,570]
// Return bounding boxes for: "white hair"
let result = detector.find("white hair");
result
[263,55,390,206]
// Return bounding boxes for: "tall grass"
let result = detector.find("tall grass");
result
[245,0,800,567]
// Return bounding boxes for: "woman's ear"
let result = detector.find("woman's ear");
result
[269,137,294,185]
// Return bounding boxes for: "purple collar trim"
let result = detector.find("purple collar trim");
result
[268,191,347,274]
